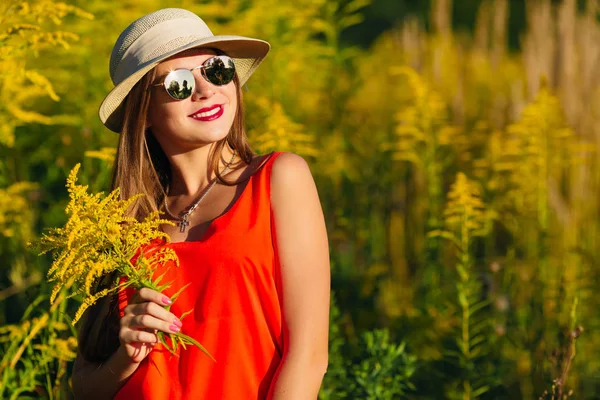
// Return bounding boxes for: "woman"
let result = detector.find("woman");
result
[72,8,330,399]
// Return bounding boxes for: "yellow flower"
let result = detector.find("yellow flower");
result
[31,164,212,359]
[428,172,490,249]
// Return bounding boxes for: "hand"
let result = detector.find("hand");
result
[119,288,182,363]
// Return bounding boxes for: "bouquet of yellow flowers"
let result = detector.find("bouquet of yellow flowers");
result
[34,164,212,359]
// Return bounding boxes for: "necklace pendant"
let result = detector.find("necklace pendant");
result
[164,151,237,234]
[178,217,190,233]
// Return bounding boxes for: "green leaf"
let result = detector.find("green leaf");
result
[153,270,168,286]
[472,385,490,397]
[158,332,174,354]
[179,308,194,322]
[176,332,216,362]
[170,282,192,303]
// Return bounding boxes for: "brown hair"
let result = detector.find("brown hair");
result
[78,52,254,363]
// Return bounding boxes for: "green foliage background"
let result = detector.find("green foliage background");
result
[1,0,599,398]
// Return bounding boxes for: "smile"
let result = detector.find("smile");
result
[189,105,224,121]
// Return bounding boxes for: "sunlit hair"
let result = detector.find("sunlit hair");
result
[78,49,254,363]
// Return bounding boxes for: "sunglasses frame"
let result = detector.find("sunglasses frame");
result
[150,55,236,100]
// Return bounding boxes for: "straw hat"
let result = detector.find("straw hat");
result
[99,8,270,133]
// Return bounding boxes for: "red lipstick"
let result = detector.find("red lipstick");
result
[188,104,223,122]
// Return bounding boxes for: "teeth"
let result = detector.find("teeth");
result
[192,106,220,118]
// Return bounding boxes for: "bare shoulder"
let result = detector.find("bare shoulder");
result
[270,152,322,216]
[270,152,313,192]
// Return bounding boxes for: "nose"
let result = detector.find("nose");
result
[191,70,215,101]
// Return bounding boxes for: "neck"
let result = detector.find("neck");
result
[166,143,235,197]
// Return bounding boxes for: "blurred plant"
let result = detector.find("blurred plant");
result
[0,181,38,241]
[0,182,41,316]
[0,0,95,332]
[429,172,494,399]
[83,146,116,193]
[348,329,417,400]
[84,147,116,164]
[539,298,583,400]
[0,258,42,302]
[0,0,92,147]
[387,66,462,337]
[481,86,594,398]
[491,87,592,233]
[390,67,461,226]
[0,293,76,399]
[249,97,317,157]
[31,164,213,358]
[320,292,417,400]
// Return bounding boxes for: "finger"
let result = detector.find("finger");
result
[130,314,181,334]
[137,288,172,306]
[120,317,159,337]
[120,328,159,344]
[128,302,181,326]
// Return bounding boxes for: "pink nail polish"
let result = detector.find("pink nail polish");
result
[162,296,172,305]
[173,318,183,328]
[169,324,181,333]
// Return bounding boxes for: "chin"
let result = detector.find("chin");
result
[204,131,231,144]
[188,118,234,142]
[183,127,230,145]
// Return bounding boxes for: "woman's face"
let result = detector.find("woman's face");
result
[147,48,237,151]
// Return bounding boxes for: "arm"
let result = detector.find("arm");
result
[72,288,182,399]
[268,153,331,400]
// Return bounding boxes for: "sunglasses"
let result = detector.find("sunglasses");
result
[151,55,236,100]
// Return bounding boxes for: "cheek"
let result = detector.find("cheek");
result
[148,100,182,127]
[147,99,162,125]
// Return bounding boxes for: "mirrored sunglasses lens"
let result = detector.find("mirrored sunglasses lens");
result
[204,56,236,86]
[164,69,195,100]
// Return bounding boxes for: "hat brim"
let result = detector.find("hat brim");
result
[99,35,270,133]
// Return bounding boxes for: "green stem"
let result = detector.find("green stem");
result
[461,214,472,400]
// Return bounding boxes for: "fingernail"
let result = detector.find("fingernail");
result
[162,296,172,305]
[169,324,181,333]
[173,318,182,328]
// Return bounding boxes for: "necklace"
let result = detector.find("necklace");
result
[163,151,237,233]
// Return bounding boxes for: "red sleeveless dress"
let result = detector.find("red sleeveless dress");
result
[115,151,285,400]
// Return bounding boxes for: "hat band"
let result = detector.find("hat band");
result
[113,17,214,84]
